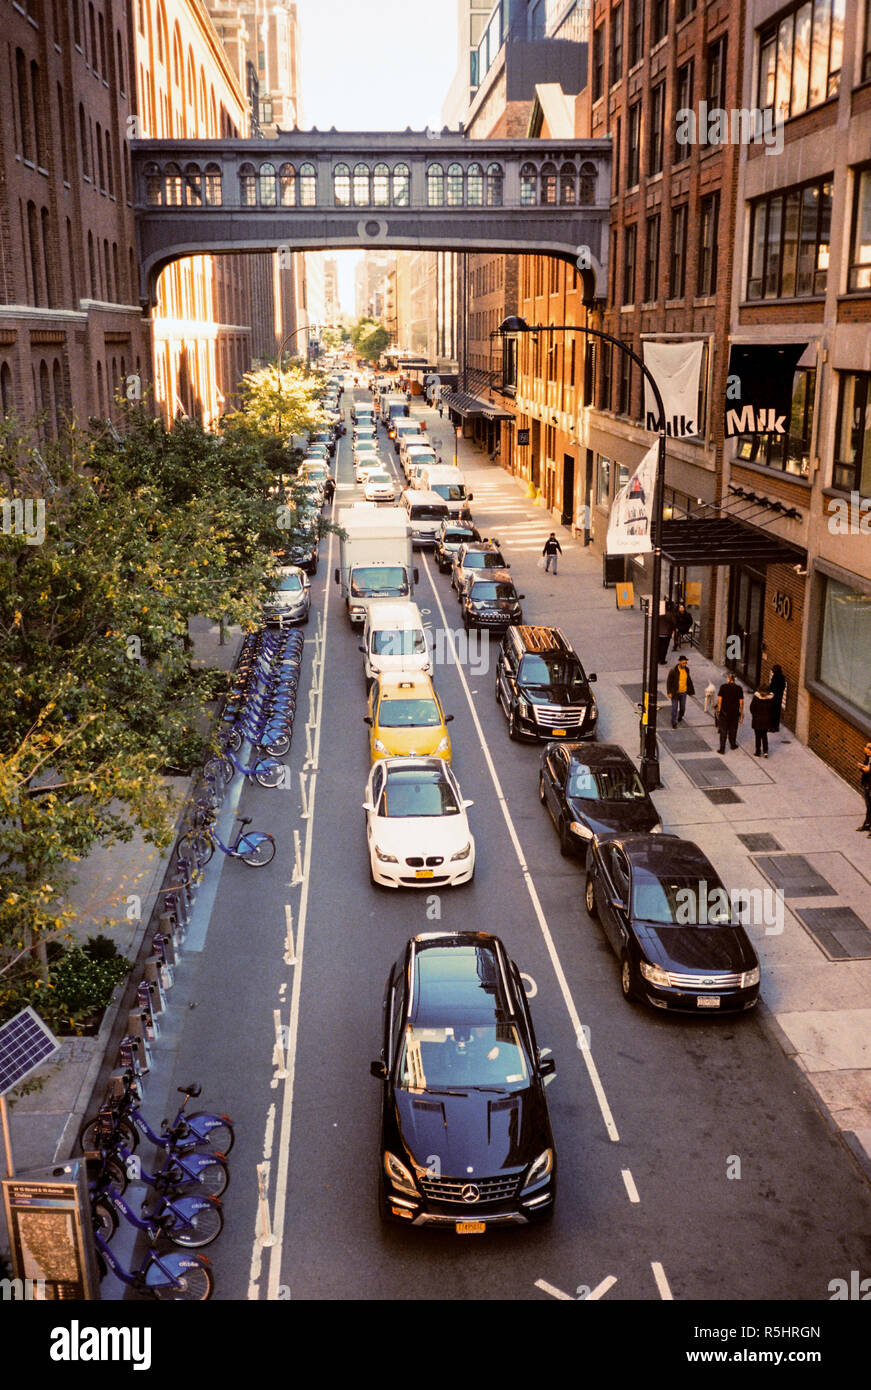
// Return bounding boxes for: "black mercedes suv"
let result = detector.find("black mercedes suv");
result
[496,626,597,742]
[370,932,557,1231]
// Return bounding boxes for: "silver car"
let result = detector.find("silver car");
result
[264,566,311,628]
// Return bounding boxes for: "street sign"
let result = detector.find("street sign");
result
[517,428,530,446]
[2,1160,100,1300]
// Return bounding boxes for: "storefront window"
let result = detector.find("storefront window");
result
[596,455,611,506]
[735,368,815,475]
[818,577,871,719]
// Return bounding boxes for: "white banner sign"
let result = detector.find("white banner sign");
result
[642,340,705,437]
[606,442,658,555]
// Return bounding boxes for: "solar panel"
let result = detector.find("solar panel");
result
[0,1007,60,1097]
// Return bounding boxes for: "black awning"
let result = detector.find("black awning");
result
[483,403,515,420]
[660,516,806,568]
[441,390,488,418]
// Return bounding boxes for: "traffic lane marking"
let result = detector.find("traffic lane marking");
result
[651,1261,674,1300]
[622,1168,640,1203]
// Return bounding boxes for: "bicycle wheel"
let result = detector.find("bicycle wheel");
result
[186,1113,235,1155]
[147,1251,213,1301]
[204,755,234,787]
[80,1114,138,1155]
[166,1155,229,1198]
[253,761,284,789]
[91,1196,119,1242]
[237,832,276,867]
[177,831,214,866]
[161,1199,224,1248]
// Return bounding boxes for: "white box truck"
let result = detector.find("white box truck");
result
[334,504,419,625]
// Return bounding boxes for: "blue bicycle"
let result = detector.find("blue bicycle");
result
[177,813,276,868]
[204,746,284,789]
[80,1079,234,1156]
[84,1110,230,1197]
[92,1229,213,1300]
[91,1171,223,1249]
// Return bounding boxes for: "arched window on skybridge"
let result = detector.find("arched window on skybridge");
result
[392,163,410,206]
[299,163,317,206]
[144,161,162,205]
[373,162,389,206]
[353,163,371,205]
[279,163,297,206]
[486,162,503,206]
[560,162,577,205]
[540,161,558,205]
[239,162,256,207]
[204,163,222,205]
[259,163,277,205]
[579,161,597,204]
[520,162,537,205]
[446,162,464,206]
[184,163,203,206]
[164,161,183,205]
[333,162,351,206]
[467,162,483,205]
[427,163,444,206]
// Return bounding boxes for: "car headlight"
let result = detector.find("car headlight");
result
[450,842,471,861]
[434,736,451,754]
[374,845,398,863]
[522,1148,553,1190]
[569,821,593,839]
[639,960,670,987]
[372,739,389,754]
[383,1151,418,1196]
[587,704,598,721]
[517,698,532,720]
[740,966,760,988]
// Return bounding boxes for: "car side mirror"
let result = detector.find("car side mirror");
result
[518,594,526,600]
[588,673,597,682]
[362,801,375,813]
[445,714,454,723]
[334,568,340,583]
[370,1060,387,1080]
[462,799,474,809]
[413,568,419,584]
[358,646,366,654]
[363,716,372,726]
[610,896,627,914]
[467,492,473,501]
[539,1057,556,1078]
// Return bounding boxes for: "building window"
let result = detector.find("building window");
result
[675,0,696,18]
[540,162,558,205]
[486,162,503,206]
[623,223,637,304]
[628,0,644,69]
[758,0,846,121]
[617,344,633,416]
[238,162,256,207]
[833,372,871,493]
[627,102,641,187]
[446,162,463,206]
[847,165,871,292]
[747,177,832,300]
[649,83,664,175]
[333,163,351,206]
[734,368,815,475]
[613,117,621,195]
[353,163,371,205]
[596,454,611,505]
[299,164,316,206]
[864,0,871,82]
[427,163,444,206]
[644,214,660,301]
[671,203,687,297]
[579,161,596,204]
[698,192,720,295]
[817,577,871,720]
[372,162,389,206]
[259,162,276,206]
[674,61,692,164]
[467,162,483,205]
[706,35,728,115]
[520,162,537,205]
[611,2,624,85]
[652,0,668,43]
[593,23,605,101]
[1,361,13,417]
[392,163,410,206]
[205,163,222,206]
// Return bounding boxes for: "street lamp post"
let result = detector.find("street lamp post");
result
[276,325,313,436]
[497,316,668,791]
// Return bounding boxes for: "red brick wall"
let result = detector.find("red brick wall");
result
[808,694,871,794]
[760,563,806,731]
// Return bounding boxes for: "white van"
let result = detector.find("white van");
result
[418,465,473,516]
[362,600,431,684]
[401,489,451,546]
[400,440,437,480]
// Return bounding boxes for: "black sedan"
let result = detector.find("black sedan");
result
[539,742,661,860]
[461,573,524,633]
[434,520,481,573]
[584,834,761,1013]
[371,932,557,1231]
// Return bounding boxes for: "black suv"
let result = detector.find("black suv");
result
[370,932,557,1231]
[496,626,597,742]
[462,571,524,633]
[434,520,481,573]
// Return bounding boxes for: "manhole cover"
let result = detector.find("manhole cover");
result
[737,833,781,852]
[679,756,738,787]
[795,907,871,960]
[660,727,709,752]
[754,854,835,897]
[704,788,742,805]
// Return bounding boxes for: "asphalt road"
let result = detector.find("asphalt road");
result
[159,386,871,1304]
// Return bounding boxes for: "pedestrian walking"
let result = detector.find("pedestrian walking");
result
[438,401,444,418]
[749,683,774,757]
[716,672,744,753]
[542,533,562,574]
[657,603,676,664]
[666,655,695,728]
[769,664,786,732]
[857,741,871,832]
[672,602,694,651]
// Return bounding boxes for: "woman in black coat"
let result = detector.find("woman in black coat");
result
[769,664,786,732]
[750,684,774,757]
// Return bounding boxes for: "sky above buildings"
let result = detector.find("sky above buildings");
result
[295,0,457,132]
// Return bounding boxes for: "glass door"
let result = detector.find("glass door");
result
[728,566,766,689]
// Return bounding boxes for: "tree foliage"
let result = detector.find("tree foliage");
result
[349,317,389,363]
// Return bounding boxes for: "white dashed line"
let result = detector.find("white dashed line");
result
[651,1261,674,1300]
[621,1168,640,1203]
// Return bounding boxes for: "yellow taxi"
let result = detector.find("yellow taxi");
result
[365,671,453,764]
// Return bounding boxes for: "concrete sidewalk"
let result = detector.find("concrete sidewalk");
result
[423,400,871,1181]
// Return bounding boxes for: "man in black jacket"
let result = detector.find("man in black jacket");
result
[666,656,695,728]
[716,672,744,753]
[542,533,562,574]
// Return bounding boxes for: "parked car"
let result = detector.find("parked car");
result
[584,834,761,1012]
[495,626,598,742]
[451,540,507,597]
[434,519,482,573]
[282,527,319,576]
[354,451,382,483]
[461,572,524,633]
[370,931,557,1228]
[362,757,474,888]
[539,742,661,859]
[263,565,310,627]
[366,672,453,763]
[363,470,397,503]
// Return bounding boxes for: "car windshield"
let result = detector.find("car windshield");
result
[469,582,516,602]
[276,574,303,593]
[380,769,460,817]
[366,473,391,485]
[519,655,587,688]
[445,529,476,544]
[567,764,647,800]
[465,551,503,569]
[377,697,441,728]
[411,506,449,521]
[371,629,427,656]
[631,871,733,925]
[431,483,466,502]
[398,1024,528,1091]
[350,567,409,597]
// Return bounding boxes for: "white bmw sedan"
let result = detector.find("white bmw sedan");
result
[363,758,475,889]
[363,470,397,502]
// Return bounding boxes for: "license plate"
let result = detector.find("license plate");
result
[697,995,721,1008]
[415,869,434,879]
[552,728,567,737]
[456,1221,486,1234]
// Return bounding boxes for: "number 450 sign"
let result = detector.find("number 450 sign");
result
[772,590,792,621]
